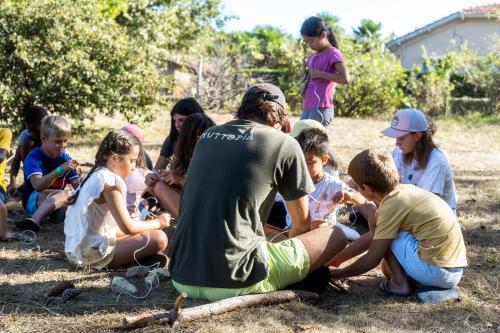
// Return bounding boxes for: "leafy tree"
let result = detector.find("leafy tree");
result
[353,19,382,40]
[103,0,227,101]
[223,26,305,112]
[96,0,128,19]
[0,0,166,129]
[113,0,224,51]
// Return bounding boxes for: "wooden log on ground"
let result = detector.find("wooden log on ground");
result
[122,289,319,329]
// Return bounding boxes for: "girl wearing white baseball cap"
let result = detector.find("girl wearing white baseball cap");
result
[382,109,457,211]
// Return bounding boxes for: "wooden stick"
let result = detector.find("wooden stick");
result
[173,292,187,315]
[122,289,319,329]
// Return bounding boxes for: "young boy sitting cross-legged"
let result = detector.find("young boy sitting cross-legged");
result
[265,128,370,243]
[16,116,80,232]
[329,149,467,300]
[295,128,368,232]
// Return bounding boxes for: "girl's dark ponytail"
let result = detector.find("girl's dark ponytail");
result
[67,165,99,205]
[326,27,339,49]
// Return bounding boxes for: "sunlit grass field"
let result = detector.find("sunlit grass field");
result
[1,112,499,332]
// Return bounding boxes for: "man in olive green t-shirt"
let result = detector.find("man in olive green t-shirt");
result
[167,83,347,301]
[330,149,467,298]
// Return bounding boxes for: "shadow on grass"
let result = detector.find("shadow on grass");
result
[0,267,492,332]
[171,278,485,333]
[0,276,181,317]
[462,226,500,248]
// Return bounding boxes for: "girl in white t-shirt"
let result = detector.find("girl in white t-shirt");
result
[381,109,457,210]
[64,130,170,269]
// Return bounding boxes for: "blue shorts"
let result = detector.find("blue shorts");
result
[301,108,334,127]
[25,191,40,216]
[0,186,7,204]
[391,231,463,289]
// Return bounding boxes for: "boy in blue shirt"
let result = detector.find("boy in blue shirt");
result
[16,116,80,232]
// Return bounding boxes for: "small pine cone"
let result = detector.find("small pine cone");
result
[47,281,75,297]
[61,288,81,301]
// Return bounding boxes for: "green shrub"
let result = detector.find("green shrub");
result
[0,0,166,129]
[449,97,493,115]
[223,27,305,113]
[405,46,499,116]
[457,52,500,115]
[335,40,407,117]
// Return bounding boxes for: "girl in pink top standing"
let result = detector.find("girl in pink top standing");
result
[301,16,350,127]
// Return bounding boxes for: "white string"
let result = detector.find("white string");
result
[307,193,359,227]
[118,270,160,301]
[116,231,163,301]
[147,197,158,206]
[308,193,339,206]
[309,194,337,220]
[306,53,325,125]
[19,230,36,245]
[133,231,160,269]
[310,80,324,125]
[269,229,290,242]
[68,173,85,196]
[13,169,80,246]
[140,207,156,221]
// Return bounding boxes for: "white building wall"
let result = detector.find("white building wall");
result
[392,18,499,68]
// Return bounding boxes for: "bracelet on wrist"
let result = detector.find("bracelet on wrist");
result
[56,165,64,175]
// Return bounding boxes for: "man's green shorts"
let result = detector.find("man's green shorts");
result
[172,238,310,301]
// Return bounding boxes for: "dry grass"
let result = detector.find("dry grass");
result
[1,113,499,332]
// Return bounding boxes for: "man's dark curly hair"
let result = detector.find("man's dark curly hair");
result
[234,87,288,126]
